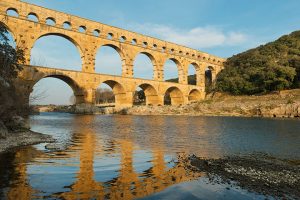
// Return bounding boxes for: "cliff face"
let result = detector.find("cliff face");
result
[125,89,300,118]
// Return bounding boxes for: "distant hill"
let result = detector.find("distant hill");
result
[216,30,300,95]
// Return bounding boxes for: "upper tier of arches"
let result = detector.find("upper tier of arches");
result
[2,0,224,86]
[2,0,225,65]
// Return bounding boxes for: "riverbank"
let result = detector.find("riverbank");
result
[125,89,300,118]
[32,89,300,118]
[0,130,55,153]
[183,154,300,199]
[0,116,55,153]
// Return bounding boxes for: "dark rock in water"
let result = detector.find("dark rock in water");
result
[45,143,66,151]
[0,121,8,138]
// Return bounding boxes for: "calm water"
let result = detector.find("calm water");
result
[0,113,299,200]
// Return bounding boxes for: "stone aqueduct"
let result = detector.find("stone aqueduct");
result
[1,0,225,107]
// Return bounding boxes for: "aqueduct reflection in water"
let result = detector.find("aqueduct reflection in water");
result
[4,115,204,200]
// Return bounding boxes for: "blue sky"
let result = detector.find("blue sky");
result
[20,0,300,105]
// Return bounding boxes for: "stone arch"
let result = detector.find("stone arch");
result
[63,21,72,30]
[134,83,159,106]
[164,86,184,105]
[30,32,83,69]
[131,39,137,45]
[93,29,100,37]
[163,57,184,83]
[188,62,201,85]
[188,89,201,102]
[78,25,87,33]
[6,8,19,17]
[205,65,215,87]
[99,43,125,58]
[45,17,56,26]
[98,80,127,106]
[27,12,39,22]
[133,51,157,80]
[29,73,84,104]
[120,36,126,42]
[95,43,125,75]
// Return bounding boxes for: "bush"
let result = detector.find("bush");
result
[216,30,300,95]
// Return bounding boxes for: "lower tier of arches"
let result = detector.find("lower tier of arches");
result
[17,65,206,108]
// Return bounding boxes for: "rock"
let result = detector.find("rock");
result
[0,121,8,139]
[72,104,105,114]
[11,116,30,130]
[45,143,66,151]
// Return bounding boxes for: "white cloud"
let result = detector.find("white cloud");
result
[128,23,248,49]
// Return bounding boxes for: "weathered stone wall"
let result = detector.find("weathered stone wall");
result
[0,0,226,107]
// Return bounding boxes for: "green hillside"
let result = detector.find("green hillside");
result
[216,30,300,95]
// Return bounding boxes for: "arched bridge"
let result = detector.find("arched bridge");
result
[0,0,225,107]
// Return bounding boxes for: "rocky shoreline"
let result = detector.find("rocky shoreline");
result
[31,89,300,119]
[183,154,300,199]
[0,130,55,153]
[0,116,55,153]
[125,90,300,118]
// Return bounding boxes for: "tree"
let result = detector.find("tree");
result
[0,22,26,127]
[215,30,300,95]
[95,88,115,104]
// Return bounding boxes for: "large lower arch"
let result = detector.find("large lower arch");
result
[188,89,201,102]
[164,86,184,106]
[29,74,85,105]
[95,43,125,76]
[134,83,159,106]
[30,33,83,70]
[98,80,128,107]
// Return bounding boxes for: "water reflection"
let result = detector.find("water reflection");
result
[0,114,299,199]
[1,115,200,199]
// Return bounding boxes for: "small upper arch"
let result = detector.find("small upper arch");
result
[107,32,114,40]
[78,25,87,33]
[27,12,39,22]
[131,38,137,45]
[93,29,100,37]
[6,8,19,17]
[63,21,72,30]
[45,17,56,26]
[120,36,126,42]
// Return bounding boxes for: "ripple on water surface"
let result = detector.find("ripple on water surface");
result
[0,113,299,199]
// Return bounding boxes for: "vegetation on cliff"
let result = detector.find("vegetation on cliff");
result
[216,30,300,95]
[0,23,27,132]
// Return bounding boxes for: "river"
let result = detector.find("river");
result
[0,113,299,199]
